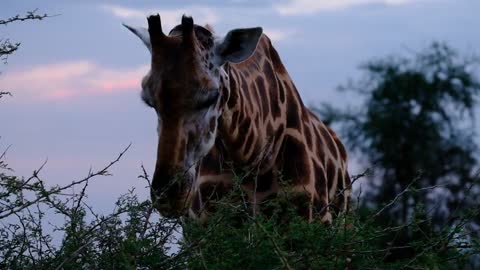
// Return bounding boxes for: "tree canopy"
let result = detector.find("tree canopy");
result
[319,42,480,231]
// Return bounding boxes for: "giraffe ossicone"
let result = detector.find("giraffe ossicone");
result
[124,14,351,223]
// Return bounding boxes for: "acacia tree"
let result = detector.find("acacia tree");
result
[319,42,480,229]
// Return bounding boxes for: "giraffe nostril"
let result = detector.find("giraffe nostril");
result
[150,188,187,218]
[151,189,166,203]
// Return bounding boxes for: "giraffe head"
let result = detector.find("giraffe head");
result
[124,14,262,218]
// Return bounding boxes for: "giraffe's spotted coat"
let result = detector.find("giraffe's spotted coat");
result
[128,15,351,223]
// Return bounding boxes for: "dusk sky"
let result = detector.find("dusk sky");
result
[1,0,479,211]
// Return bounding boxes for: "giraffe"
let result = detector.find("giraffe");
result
[124,14,351,224]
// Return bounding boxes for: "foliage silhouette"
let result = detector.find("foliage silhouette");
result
[317,42,480,265]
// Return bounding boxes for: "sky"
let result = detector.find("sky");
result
[1,0,480,212]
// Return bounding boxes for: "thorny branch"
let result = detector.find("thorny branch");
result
[0,9,50,26]
[0,39,20,58]
[372,173,422,219]
[0,9,54,63]
[0,144,131,220]
[0,91,12,100]
[1,143,180,269]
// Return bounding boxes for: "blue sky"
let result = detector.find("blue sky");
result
[1,0,480,211]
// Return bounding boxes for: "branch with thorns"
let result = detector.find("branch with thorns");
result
[0,9,52,26]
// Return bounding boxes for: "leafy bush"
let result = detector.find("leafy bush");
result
[181,173,480,270]
[1,150,479,269]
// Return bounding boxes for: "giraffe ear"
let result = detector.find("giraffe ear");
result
[215,27,263,64]
[123,23,152,53]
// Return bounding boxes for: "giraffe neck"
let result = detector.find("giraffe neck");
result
[216,35,288,171]
[193,34,351,224]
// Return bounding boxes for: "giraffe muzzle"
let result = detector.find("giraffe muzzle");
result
[151,188,188,218]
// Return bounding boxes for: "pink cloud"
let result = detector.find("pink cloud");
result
[0,61,148,101]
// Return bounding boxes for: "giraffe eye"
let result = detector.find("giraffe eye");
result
[196,90,219,110]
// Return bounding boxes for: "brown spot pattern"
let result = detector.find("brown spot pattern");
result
[147,27,350,223]
[286,92,301,129]
[281,136,310,185]
[255,76,270,120]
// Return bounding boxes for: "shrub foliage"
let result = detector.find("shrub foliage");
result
[1,153,479,269]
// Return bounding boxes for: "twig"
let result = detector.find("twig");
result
[372,174,421,219]
[0,144,131,220]
[0,91,12,99]
[0,9,52,26]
